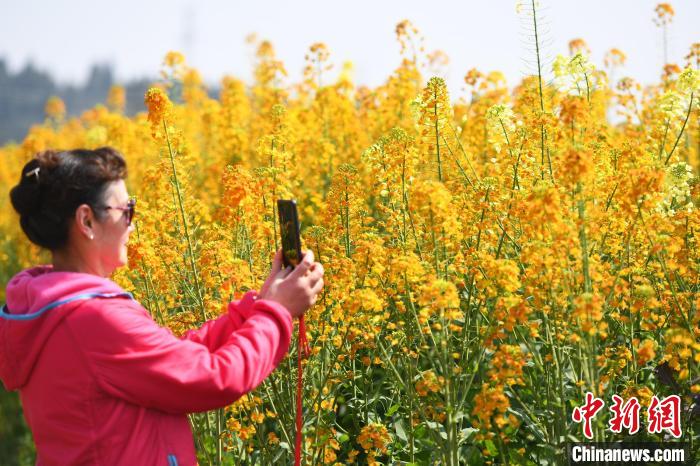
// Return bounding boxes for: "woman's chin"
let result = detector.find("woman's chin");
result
[115,253,128,269]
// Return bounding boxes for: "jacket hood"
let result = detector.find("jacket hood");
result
[0,265,134,390]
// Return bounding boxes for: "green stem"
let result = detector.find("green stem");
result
[664,92,695,165]
[434,92,443,182]
[163,119,208,322]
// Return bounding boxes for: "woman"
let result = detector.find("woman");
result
[0,147,324,465]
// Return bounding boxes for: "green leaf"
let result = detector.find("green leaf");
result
[395,419,408,442]
[485,439,498,457]
[413,424,428,440]
[386,403,401,416]
[460,427,479,441]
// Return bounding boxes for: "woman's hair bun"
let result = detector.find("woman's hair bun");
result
[10,158,46,217]
[8,147,127,251]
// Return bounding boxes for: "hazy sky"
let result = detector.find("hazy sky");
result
[1,0,698,97]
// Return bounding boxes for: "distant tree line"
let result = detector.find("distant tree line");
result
[0,59,155,145]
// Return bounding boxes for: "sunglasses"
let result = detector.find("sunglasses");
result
[95,198,136,226]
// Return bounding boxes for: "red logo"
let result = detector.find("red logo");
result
[572,392,605,439]
[647,395,682,438]
[608,395,640,434]
[573,393,683,439]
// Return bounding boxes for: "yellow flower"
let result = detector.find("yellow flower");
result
[604,48,627,67]
[417,279,460,311]
[144,87,173,126]
[572,293,604,335]
[472,384,510,431]
[250,410,265,423]
[267,432,279,445]
[107,85,126,113]
[686,42,700,68]
[653,3,675,26]
[464,68,483,87]
[323,448,337,464]
[163,51,185,68]
[568,38,590,56]
[44,96,66,120]
[415,370,443,397]
[635,338,657,366]
[561,147,593,186]
[357,423,391,454]
[417,77,453,181]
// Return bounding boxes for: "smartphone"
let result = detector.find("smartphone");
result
[277,199,303,268]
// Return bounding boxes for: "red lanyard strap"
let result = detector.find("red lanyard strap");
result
[294,315,310,466]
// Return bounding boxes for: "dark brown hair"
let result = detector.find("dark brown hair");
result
[9,147,128,251]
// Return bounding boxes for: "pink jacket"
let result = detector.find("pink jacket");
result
[0,265,293,466]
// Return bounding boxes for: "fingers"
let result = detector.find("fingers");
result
[271,248,284,273]
[307,262,324,284]
[277,265,293,279]
[311,277,324,295]
[307,263,324,307]
[289,250,315,279]
[309,278,324,306]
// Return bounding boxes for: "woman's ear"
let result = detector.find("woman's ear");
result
[75,204,95,239]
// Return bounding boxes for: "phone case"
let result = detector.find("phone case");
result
[277,199,303,268]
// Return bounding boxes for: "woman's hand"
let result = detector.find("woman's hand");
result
[259,248,324,318]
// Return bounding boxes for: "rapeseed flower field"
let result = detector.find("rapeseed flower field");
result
[1,5,698,465]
